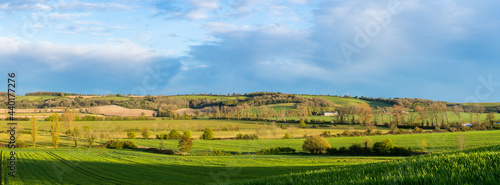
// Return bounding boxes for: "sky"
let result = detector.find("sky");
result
[0,0,499,103]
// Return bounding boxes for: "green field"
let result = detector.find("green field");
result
[300,95,393,108]
[1,149,393,185]
[233,145,500,185]
[129,130,500,154]
[2,130,499,184]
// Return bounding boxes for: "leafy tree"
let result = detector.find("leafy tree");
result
[183,130,192,139]
[299,120,306,128]
[420,138,428,152]
[127,131,136,139]
[142,127,151,139]
[60,110,75,130]
[302,135,331,154]
[373,138,394,154]
[178,130,193,152]
[71,127,81,148]
[168,129,182,140]
[486,112,496,125]
[283,133,291,139]
[51,113,60,148]
[201,128,214,140]
[87,133,96,148]
[31,116,37,148]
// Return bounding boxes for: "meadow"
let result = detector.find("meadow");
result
[1,149,395,185]
[1,94,500,184]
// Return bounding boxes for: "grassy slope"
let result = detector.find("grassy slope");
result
[1,149,392,185]
[300,95,393,108]
[232,145,500,185]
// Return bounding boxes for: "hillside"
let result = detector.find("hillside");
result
[301,95,393,108]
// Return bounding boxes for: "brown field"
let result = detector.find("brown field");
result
[0,108,65,114]
[93,105,156,117]
[175,108,205,116]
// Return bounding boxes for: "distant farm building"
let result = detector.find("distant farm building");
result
[462,123,473,127]
[321,111,338,116]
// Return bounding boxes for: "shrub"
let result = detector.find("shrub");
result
[299,120,306,128]
[302,135,331,154]
[104,140,138,149]
[127,131,136,139]
[390,146,413,156]
[142,127,151,139]
[283,133,291,139]
[201,128,214,140]
[373,138,395,155]
[256,147,296,155]
[168,129,182,140]
[320,131,331,137]
[326,147,338,154]
[16,141,29,148]
[280,124,287,129]
[178,136,193,152]
[349,143,365,154]
[183,130,192,138]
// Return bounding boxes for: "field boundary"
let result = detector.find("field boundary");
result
[46,152,132,185]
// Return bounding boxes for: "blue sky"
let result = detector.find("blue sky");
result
[0,0,499,103]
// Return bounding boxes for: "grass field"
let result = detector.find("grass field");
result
[233,145,500,185]
[1,149,394,185]
[129,130,500,154]
[300,95,393,108]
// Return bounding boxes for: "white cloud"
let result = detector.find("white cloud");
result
[289,0,307,4]
[48,12,92,20]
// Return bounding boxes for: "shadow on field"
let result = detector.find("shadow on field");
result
[15,157,341,185]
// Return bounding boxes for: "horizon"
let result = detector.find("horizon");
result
[1,1,500,103]
[5,91,498,104]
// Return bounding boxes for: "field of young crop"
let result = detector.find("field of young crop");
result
[0,149,394,185]
[232,145,500,185]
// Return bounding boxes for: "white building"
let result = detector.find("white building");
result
[322,111,338,116]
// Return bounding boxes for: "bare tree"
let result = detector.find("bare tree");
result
[452,105,464,124]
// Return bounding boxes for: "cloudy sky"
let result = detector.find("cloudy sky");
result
[0,0,499,102]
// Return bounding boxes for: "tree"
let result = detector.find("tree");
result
[87,133,96,148]
[201,128,214,140]
[31,116,37,148]
[452,105,464,124]
[142,127,151,139]
[71,127,81,148]
[299,120,306,128]
[373,138,394,154]
[182,130,192,139]
[358,103,373,125]
[51,113,60,148]
[167,129,182,140]
[472,104,485,125]
[302,135,331,154]
[127,131,136,139]
[415,106,426,125]
[60,110,75,130]
[283,133,291,139]
[420,138,428,152]
[178,130,193,152]
[486,112,496,126]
